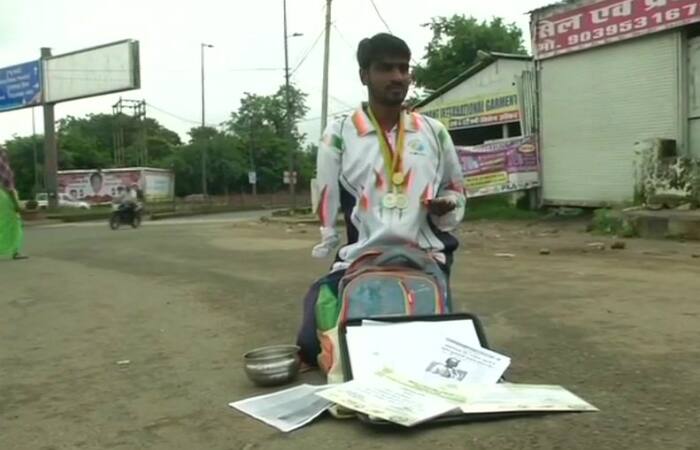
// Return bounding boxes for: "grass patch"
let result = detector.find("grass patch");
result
[590,209,637,237]
[465,194,542,221]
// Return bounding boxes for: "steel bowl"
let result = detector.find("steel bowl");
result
[243,344,301,387]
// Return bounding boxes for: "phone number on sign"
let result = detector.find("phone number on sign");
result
[567,3,699,46]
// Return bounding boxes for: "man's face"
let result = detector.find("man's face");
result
[91,175,102,193]
[362,56,411,107]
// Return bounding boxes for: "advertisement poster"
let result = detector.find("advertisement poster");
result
[534,0,700,59]
[57,169,173,204]
[457,136,540,198]
[143,171,174,202]
[421,91,520,130]
[58,170,141,204]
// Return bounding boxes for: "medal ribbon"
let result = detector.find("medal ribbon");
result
[367,107,406,192]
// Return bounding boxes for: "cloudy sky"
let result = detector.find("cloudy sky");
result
[0,0,550,146]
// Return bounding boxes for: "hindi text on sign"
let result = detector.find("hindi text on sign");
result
[534,0,700,59]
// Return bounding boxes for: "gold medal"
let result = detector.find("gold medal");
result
[366,107,407,195]
[395,193,409,210]
[382,193,397,209]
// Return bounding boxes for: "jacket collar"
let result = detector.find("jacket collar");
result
[350,103,420,136]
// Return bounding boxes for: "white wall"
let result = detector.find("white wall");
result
[539,32,682,205]
[422,58,533,110]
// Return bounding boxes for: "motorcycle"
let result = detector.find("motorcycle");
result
[109,203,142,230]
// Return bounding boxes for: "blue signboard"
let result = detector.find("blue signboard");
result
[0,60,42,112]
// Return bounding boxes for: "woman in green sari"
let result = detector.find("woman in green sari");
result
[0,147,27,260]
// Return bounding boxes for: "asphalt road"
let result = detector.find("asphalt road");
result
[1,218,699,449]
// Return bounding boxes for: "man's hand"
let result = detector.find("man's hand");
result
[426,197,457,217]
[311,228,340,258]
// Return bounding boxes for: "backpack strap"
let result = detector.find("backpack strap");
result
[373,249,428,271]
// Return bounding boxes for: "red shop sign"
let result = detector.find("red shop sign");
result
[534,0,700,59]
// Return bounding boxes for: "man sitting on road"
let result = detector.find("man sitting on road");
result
[297,33,466,365]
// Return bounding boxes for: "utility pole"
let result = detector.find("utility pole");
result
[320,0,332,134]
[283,0,297,212]
[112,99,124,166]
[31,107,40,193]
[201,43,213,197]
[41,47,58,209]
[112,98,147,166]
[138,100,147,165]
[249,118,257,196]
[112,102,120,166]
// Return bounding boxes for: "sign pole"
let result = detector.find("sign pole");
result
[31,107,40,192]
[40,47,58,209]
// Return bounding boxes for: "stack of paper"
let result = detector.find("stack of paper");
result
[318,319,597,427]
[345,319,510,386]
[230,320,598,431]
[317,368,466,427]
[458,384,599,414]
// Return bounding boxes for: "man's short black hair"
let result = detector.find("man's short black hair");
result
[357,33,411,70]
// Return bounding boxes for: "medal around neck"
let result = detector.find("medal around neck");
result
[392,172,405,187]
[395,193,409,210]
[382,193,397,209]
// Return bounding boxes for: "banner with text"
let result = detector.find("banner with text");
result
[457,136,540,198]
[534,0,700,59]
[421,91,520,130]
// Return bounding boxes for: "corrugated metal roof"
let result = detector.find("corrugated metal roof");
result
[528,0,592,16]
[485,51,533,60]
[528,1,568,15]
[415,51,532,108]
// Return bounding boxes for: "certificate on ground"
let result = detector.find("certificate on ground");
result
[229,384,333,432]
[415,338,510,386]
[345,320,493,382]
[459,384,599,414]
[317,369,465,427]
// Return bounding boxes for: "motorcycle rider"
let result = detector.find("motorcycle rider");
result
[114,186,139,218]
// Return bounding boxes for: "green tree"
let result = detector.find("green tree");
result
[56,113,182,169]
[3,84,313,199]
[296,143,318,191]
[225,84,309,193]
[4,135,43,199]
[4,113,183,198]
[182,126,247,196]
[413,15,527,91]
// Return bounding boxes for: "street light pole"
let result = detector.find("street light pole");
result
[201,42,213,197]
[320,0,332,134]
[283,0,297,212]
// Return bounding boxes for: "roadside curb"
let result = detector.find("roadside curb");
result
[23,219,63,228]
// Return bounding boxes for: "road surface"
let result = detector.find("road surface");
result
[1,218,699,449]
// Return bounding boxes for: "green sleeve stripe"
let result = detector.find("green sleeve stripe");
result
[331,134,344,152]
[438,127,450,148]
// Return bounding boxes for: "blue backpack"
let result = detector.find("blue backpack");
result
[318,246,451,382]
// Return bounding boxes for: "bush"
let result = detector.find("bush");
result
[465,194,542,221]
[591,209,637,237]
[25,200,39,210]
